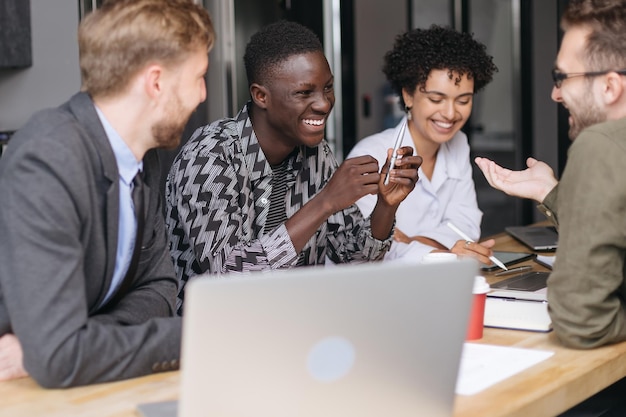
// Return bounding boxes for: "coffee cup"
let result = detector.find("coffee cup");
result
[421,252,458,264]
[467,276,491,340]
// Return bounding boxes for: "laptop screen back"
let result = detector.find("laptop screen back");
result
[179,260,477,417]
[505,226,559,251]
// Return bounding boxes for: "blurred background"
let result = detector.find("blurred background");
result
[0,0,573,238]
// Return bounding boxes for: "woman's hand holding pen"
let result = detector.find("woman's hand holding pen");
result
[394,227,496,265]
[449,238,496,266]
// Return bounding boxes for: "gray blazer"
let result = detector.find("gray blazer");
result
[0,93,181,388]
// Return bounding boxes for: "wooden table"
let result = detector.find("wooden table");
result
[453,230,626,417]
[2,231,626,417]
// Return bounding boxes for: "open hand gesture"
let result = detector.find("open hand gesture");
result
[475,156,558,203]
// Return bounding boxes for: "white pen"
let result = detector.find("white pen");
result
[494,265,532,276]
[446,221,508,271]
[383,118,407,185]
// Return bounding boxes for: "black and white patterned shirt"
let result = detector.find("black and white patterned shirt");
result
[265,156,290,234]
[165,103,392,308]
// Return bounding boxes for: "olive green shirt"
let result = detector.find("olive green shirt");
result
[541,117,626,349]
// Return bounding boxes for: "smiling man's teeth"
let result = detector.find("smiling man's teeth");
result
[434,120,453,129]
[303,119,324,126]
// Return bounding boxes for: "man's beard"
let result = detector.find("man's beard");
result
[152,94,193,150]
[567,92,606,140]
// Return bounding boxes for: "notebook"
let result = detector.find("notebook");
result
[486,269,552,332]
[171,259,478,417]
[484,288,552,332]
[505,225,559,251]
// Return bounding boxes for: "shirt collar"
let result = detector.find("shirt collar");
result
[437,137,463,180]
[397,124,464,181]
[95,106,143,185]
[237,102,303,182]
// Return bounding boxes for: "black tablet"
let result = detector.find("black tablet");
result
[481,251,536,271]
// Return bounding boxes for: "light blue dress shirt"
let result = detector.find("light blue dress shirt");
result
[95,107,143,307]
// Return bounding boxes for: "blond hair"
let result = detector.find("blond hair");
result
[78,0,215,98]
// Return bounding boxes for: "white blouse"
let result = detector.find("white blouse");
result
[346,118,483,262]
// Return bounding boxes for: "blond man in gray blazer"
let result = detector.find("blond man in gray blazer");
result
[0,0,214,388]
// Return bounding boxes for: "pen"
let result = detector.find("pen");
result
[383,118,407,185]
[446,221,508,271]
[494,265,532,276]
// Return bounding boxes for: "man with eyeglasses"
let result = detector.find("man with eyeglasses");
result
[551,68,626,90]
[476,0,626,350]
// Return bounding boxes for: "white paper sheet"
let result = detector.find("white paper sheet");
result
[455,343,554,396]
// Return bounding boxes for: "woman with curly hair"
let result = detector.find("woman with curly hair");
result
[347,24,498,264]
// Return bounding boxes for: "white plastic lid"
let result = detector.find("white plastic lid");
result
[473,276,491,294]
[421,252,458,263]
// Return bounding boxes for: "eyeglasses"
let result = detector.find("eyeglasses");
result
[551,68,626,88]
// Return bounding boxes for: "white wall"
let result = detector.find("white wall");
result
[0,0,80,131]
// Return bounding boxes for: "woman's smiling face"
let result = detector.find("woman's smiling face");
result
[403,69,474,146]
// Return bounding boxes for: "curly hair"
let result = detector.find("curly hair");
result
[244,20,323,87]
[383,25,498,108]
[561,0,626,71]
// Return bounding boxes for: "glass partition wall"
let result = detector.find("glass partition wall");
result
[204,0,537,237]
[78,0,102,19]
[73,0,548,235]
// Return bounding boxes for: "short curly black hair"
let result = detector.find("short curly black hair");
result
[383,25,498,108]
[244,20,323,87]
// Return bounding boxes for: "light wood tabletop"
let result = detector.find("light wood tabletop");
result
[454,228,626,417]
[0,371,179,417]
[2,228,626,417]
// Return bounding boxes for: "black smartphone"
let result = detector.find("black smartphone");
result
[480,251,536,271]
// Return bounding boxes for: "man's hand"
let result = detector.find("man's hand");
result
[474,156,558,203]
[364,146,421,241]
[0,333,28,381]
[378,146,422,207]
[320,155,383,213]
[288,149,421,248]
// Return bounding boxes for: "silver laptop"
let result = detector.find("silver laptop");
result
[505,225,559,251]
[171,259,477,417]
